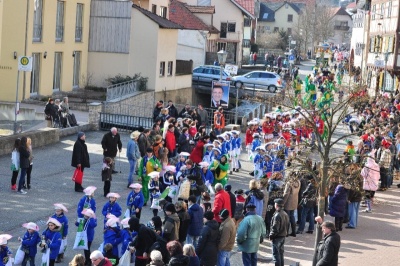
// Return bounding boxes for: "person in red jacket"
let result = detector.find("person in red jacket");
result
[212,183,232,223]
[165,124,177,158]
[262,115,275,144]
[190,135,210,164]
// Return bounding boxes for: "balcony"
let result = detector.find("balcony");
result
[334,25,350,31]
[75,26,83,42]
[33,24,42,42]
[56,26,64,42]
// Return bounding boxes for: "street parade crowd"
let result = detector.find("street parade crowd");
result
[2,62,400,266]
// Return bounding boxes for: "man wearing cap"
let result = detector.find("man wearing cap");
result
[269,198,289,266]
[138,129,151,157]
[217,208,236,266]
[126,131,141,188]
[236,203,266,266]
[101,127,122,174]
[71,132,90,192]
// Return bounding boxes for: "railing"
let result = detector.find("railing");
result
[104,103,152,118]
[106,80,139,101]
[99,113,153,132]
[33,24,42,42]
[55,26,64,42]
[75,26,83,42]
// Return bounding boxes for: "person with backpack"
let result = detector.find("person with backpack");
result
[196,211,219,266]
[244,179,264,217]
[163,203,180,242]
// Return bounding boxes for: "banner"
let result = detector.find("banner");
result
[211,80,230,108]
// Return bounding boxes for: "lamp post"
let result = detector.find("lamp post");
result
[217,50,227,81]
[383,51,389,92]
[234,82,241,124]
[288,35,292,51]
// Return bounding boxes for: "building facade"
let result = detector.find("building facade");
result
[0,0,90,102]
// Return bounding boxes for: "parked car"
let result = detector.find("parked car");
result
[192,65,231,85]
[232,71,282,93]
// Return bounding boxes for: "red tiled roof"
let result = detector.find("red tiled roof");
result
[234,0,255,16]
[261,0,315,4]
[169,1,214,31]
[347,2,357,9]
[185,5,215,14]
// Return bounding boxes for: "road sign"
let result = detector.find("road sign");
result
[224,64,238,75]
[291,40,296,45]
[18,56,33,72]
[374,59,384,67]
[289,55,295,61]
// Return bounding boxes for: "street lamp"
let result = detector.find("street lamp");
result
[234,81,241,125]
[217,50,227,81]
[288,35,292,51]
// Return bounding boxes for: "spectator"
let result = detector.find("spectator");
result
[138,129,152,157]
[196,104,208,127]
[179,104,191,118]
[163,203,180,242]
[212,183,231,223]
[190,136,210,164]
[148,250,165,266]
[183,244,200,266]
[101,127,122,174]
[217,209,236,266]
[129,217,157,266]
[165,124,177,158]
[167,100,179,119]
[269,199,289,266]
[313,219,341,266]
[224,185,236,218]
[282,173,301,237]
[71,132,90,193]
[175,201,191,245]
[213,107,225,135]
[153,101,164,122]
[166,241,189,266]
[126,131,141,188]
[186,195,204,247]
[178,128,192,153]
[89,250,112,266]
[236,204,266,266]
[196,211,219,266]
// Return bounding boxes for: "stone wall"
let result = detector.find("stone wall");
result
[0,128,59,157]
[154,87,194,106]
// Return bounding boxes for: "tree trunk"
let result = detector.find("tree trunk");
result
[313,157,329,266]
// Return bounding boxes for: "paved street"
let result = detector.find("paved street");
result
[0,64,399,265]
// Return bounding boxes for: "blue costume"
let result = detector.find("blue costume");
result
[102,201,122,224]
[175,161,185,173]
[103,227,122,257]
[120,228,133,257]
[202,150,214,165]
[77,196,96,218]
[200,169,214,185]
[41,229,62,260]
[126,191,144,216]
[251,138,261,152]
[262,158,273,175]
[51,213,69,239]
[162,172,177,187]
[220,141,228,155]
[21,230,41,260]
[0,246,12,266]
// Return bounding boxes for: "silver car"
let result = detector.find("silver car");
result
[232,71,282,93]
[192,65,231,85]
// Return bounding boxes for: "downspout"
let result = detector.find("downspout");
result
[22,0,29,99]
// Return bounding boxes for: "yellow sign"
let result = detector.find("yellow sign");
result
[18,56,33,71]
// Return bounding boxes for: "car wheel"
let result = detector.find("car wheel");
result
[235,81,243,88]
[268,86,277,93]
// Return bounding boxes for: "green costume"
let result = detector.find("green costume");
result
[210,154,229,187]
[138,155,160,204]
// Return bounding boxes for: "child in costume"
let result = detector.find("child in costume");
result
[148,172,161,216]
[250,133,261,161]
[77,186,97,219]
[176,152,189,173]
[101,157,114,197]
[202,144,215,164]
[232,131,242,172]
[253,146,266,180]
[40,218,62,266]
[120,218,136,258]
[102,193,122,225]
[19,223,40,266]
[138,148,160,205]
[76,208,97,265]
[103,216,122,262]
[52,203,69,263]
[199,162,214,188]
[0,234,12,266]
[126,183,144,220]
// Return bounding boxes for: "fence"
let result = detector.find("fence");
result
[106,80,139,101]
[99,113,153,132]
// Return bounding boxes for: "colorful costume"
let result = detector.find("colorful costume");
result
[138,155,160,204]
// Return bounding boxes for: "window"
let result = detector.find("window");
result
[220,22,236,38]
[388,1,392,18]
[288,14,293,22]
[152,5,157,14]
[55,1,65,42]
[265,26,270,31]
[372,5,376,20]
[274,27,279,32]
[33,0,43,42]
[197,0,211,5]
[160,6,167,18]
[75,4,83,42]
[30,53,41,94]
[244,18,251,27]
[380,4,384,19]
[167,61,173,76]
[217,42,226,51]
[243,39,250,48]
[160,62,165,76]
[287,28,292,35]
[53,52,63,91]
[72,51,81,89]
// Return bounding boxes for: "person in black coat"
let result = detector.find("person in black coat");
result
[224,185,236,218]
[71,132,90,192]
[17,136,30,194]
[167,101,179,119]
[44,98,58,127]
[129,217,157,266]
[196,211,219,266]
[101,127,122,173]
[178,128,191,153]
[313,220,341,266]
